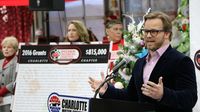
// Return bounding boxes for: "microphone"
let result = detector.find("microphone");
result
[93,57,131,98]
[110,57,131,75]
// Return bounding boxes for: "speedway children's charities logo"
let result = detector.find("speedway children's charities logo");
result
[194,50,200,71]
[48,93,61,112]
[47,93,89,112]
[50,49,61,61]
[49,48,80,64]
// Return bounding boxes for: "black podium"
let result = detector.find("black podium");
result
[89,98,155,112]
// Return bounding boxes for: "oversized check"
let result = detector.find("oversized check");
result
[12,44,110,112]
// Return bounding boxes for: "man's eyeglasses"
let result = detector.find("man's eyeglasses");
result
[141,29,166,37]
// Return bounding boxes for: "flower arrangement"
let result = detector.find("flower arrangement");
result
[171,0,189,56]
[112,9,151,89]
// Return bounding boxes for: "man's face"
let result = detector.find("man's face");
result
[106,24,123,43]
[143,18,167,51]
[2,44,16,57]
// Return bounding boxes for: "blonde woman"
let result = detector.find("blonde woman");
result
[0,36,18,112]
[64,20,90,43]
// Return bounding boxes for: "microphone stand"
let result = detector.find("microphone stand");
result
[93,57,130,98]
[93,73,117,98]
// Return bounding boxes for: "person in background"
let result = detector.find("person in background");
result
[0,36,18,112]
[103,19,123,51]
[89,11,197,112]
[64,20,90,43]
[103,20,124,85]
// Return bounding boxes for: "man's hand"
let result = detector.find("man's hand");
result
[88,72,108,95]
[141,77,164,101]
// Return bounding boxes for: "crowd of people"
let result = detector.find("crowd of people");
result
[0,11,198,112]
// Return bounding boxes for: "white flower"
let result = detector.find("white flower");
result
[137,21,144,32]
[132,37,143,45]
[127,23,136,33]
[129,46,137,54]
[114,82,124,89]
[124,14,138,34]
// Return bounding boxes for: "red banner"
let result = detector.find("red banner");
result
[0,0,28,6]
[0,0,78,6]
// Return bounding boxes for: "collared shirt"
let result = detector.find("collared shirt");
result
[143,44,169,83]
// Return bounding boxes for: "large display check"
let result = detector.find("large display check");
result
[12,43,110,112]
